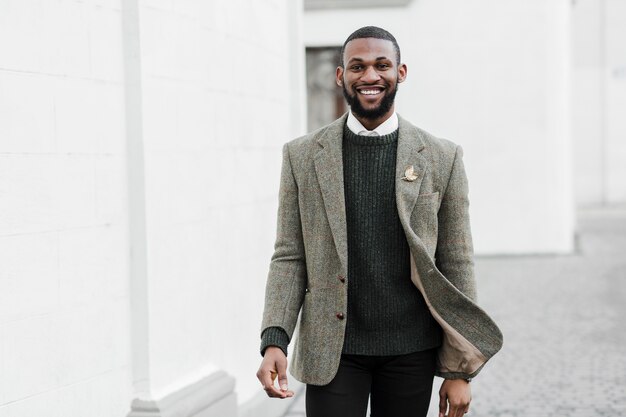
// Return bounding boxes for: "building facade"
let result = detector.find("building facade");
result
[1,1,624,416]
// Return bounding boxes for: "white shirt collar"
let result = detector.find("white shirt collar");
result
[346,111,398,137]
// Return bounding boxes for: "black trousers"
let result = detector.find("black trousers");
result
[306,348,437,417]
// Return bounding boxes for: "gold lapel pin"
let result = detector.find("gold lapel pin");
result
[401,165,419,182]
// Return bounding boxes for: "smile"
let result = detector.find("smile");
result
[356,86,385,96]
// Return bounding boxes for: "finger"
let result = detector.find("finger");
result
[263,383,286,397]
[262,383,283,397]
[260,369,286,398]
[276,357,289,392]
[438,392,447,417]
[264,381,294,399]
[447,405,459,417]
[464,404,470,415]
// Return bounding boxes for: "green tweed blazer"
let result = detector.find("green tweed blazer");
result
[261,113,503,385]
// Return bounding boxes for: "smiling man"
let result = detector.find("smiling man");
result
[339,32,404,130]
[256,26,502,417]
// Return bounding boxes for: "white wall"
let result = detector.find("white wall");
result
[133,0,305,406]
[571,0,626,206]
[304,0,575,255]
[0,0,305,415]
[0,1,132,416]
[571,0,604,206]
[604,0,626,203]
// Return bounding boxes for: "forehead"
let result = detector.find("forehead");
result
[343,37,396,63]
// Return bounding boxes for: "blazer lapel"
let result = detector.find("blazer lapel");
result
[312,113,427,274]
[313,114,349,274]
[395,115,428,226]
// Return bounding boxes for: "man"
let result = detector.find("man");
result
[256,26,502,417]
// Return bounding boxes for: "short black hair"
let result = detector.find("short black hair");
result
[340,26,401,67]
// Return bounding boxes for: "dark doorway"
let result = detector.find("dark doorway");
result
[306,47,347,131]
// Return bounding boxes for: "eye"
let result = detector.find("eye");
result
[350,65,363,71]
[377,63,390,69]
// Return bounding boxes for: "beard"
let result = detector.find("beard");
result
[342,80,398,121]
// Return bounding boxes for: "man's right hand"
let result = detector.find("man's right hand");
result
[256,347,294,399]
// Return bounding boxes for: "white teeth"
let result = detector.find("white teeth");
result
[360,89,382,95]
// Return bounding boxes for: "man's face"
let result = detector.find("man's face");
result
[336,38,407,122]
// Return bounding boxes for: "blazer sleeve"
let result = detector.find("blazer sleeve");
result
[435,145,477,302]
[260,142,307,341]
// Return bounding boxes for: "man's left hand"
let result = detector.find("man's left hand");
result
[438,378,471,417]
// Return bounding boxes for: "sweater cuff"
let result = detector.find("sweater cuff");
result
[260,327,290,357]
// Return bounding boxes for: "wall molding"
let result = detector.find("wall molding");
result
[305,0,413,10]
[127,371,236,417]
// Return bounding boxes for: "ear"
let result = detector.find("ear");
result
[397,63,407,83]
[336,66,344,87]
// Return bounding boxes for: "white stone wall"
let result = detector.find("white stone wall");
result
[0,0,305,415]
[571,0,626,206]
[304,0,575,255]
[0,1,132,416]
[133,0,305,407]
[604,1,626,203]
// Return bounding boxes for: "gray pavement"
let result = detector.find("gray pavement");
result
[282,205,626,417]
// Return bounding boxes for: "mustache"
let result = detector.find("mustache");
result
[342,81,398,120]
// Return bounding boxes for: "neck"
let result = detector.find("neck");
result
[353,107,395,131]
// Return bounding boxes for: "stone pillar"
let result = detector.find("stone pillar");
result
[123,0,304,416]
[572,0,626,205]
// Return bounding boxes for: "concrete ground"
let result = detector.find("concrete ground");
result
[281,205,626,417]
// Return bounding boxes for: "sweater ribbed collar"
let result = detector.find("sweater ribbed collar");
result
[346,111,399,136]
[343,123,399,146]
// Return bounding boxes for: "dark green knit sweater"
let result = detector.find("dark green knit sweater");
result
[261,124,442,357]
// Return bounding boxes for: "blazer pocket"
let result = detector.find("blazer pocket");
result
[415,191,440,205]
[299,288,343,349]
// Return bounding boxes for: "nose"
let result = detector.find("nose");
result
[361,65,381,83]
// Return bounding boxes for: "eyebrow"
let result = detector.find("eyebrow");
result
[347,56,391,64]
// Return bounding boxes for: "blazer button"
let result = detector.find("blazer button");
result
[338,275,346,283]
[336,312,345,320]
